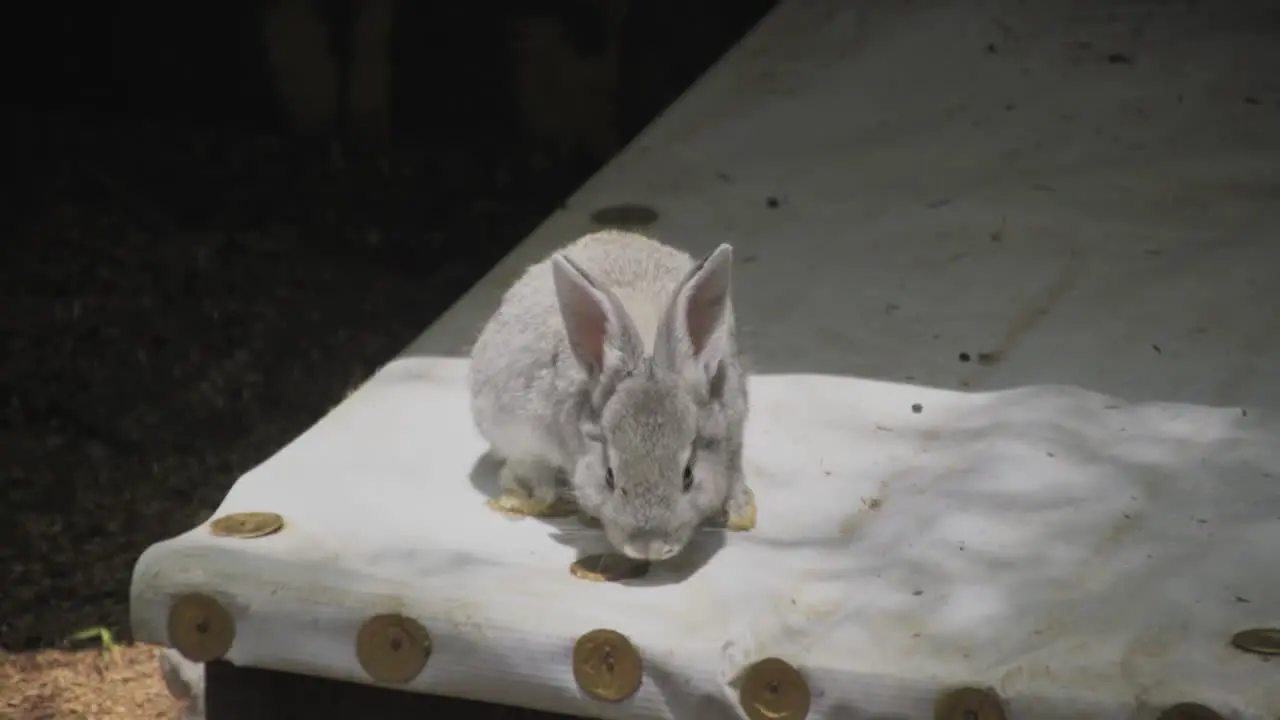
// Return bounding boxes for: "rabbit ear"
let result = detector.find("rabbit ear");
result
[655,243,734,375]
[551,253,643,377]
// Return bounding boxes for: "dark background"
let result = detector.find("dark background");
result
[0,0,774,664]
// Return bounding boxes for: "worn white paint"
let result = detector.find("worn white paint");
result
[135,0,1280,717]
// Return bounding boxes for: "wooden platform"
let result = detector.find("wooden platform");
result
[133,1,1280,718]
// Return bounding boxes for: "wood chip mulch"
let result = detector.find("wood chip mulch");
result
[0,645,185,720]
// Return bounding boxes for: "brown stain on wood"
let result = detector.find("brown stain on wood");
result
[965,251,1086,377]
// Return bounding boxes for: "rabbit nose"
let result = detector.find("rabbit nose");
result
[621,538,680,561]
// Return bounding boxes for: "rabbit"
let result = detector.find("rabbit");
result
[468,229,755,561]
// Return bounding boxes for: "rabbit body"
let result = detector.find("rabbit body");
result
[468,229,754,560]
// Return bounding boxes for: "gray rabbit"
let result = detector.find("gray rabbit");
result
[469,229,755,561]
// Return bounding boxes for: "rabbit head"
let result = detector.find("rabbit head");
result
[551,243,737,561]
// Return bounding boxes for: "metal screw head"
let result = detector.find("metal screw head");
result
[1230,627,1280,655]
[572,629,643,702]
[934,686,1007,720]
[1157,702,1224,720]
[209,511,285,539]
[589,203,659,229]
[355,614,431,685]
[569,554,650,583]
[739,657,810,720]
[168,593,235,663]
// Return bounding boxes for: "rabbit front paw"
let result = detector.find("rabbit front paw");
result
[724,484,756,531]
[487,457,575,517]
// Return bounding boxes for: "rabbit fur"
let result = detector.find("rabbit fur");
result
[468,229,754,561]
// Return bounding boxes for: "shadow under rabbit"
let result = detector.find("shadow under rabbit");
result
[468,450,727,586]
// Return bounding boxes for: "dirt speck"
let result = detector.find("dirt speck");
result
[977,351,1002,366]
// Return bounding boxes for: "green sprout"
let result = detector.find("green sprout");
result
[66,625,122,661]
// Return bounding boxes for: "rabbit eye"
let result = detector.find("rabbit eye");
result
[682,463,694,492]
[605,467,616,491]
